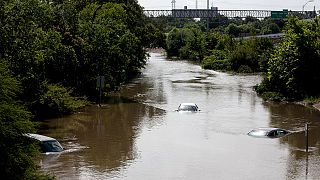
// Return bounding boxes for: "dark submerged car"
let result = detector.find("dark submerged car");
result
[247,128,290,138]
[176,103,200,112]
[26,133,63,153]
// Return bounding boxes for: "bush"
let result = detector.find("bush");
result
[257,17,320,100]
[179,45,200,60]
[260,92,285,101]
[228,38,273,72]
[166,27,206,60]
[39,84,87,116]
[237,65,252,73]
[202,59,231,71]
[229,44,260,72]
[0,61,51,179]
[202,50,231,71]
[304,96,320,104]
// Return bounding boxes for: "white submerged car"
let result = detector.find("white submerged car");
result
[247,128,290,138]
[25,133,64,153]
[176,103,200,112]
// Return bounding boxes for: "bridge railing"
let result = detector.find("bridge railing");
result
[144,9,317,19]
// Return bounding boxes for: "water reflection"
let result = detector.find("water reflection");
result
[39,98,165,179]
[267,103,320,179]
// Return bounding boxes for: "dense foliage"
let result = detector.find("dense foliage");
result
[223,18,283,37]
[152,15,285,36]
[166,27,206,60]
[0,0,162,178]
[0,61,51,179]
[163,16,280,73]
[256,18,320,100]
[0,0,162,116]
[150,14,288,75]
[165,25,274,73]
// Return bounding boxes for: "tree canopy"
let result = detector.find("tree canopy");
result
[0,0,163,116]
[257,17,320,100]
[0,61,41,180]
[0,0,163,178]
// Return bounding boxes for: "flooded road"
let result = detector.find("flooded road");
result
[40,53,320,180]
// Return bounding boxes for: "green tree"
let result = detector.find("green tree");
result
[0,61,48,179]
[166,28,189,57]
[225,23,241,37]
[166,27,205,60]
[179,28,206,60]
[1,0,151,111]
[229,38,273,72]
[257,18,320,99]
[202,50,230,70]
[77,2,148,93]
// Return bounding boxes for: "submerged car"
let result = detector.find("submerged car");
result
[247,128,290,138]
[25,133,64,153]
[176,103,200,112]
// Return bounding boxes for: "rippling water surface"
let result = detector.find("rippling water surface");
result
[40,53,320,180]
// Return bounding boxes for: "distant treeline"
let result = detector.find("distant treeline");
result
[156,16,279,73]
[150,15,320,101]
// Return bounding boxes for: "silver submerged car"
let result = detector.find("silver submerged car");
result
[247,128,290,138]
[26,133,64,153]
[176,103,200,112]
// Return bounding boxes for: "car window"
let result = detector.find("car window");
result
[277,130,287,135]
[179,105,197,111]
[40,140,63,152]
[267,130,277,136]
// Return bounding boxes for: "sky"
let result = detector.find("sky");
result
[138,0,320,11]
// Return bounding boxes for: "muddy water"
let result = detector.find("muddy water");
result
[39,53,320,180]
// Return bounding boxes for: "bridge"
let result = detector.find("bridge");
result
[144,9,317,19]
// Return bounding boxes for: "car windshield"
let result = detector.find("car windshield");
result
[40,140,63,152]
[178,105,197,111]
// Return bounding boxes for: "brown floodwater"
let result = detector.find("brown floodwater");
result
[39,53,320,180]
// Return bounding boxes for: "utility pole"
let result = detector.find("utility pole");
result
[207,0,210,31]
[196,0,198,9]
[171,0,176,10]
[305,123,309,153]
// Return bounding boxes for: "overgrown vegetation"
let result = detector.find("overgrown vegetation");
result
[38,84,88,117]
[152,15,285,36]
[256,17,320,101]
[164,20,275,73]
[0,0,164,178]
[0,0,164,117]
[0,61,52,179]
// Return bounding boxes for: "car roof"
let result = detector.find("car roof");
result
[254,128,284,132]
[180,103,197,106]
[25,133,57,142]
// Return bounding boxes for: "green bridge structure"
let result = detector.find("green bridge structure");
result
[144,9,317,19]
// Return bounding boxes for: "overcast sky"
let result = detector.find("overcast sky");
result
[138,0,320,11]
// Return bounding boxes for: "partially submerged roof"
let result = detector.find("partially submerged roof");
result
[254,127,280,132]
[180,103,197,106]
[248,127,290,138]
[25,133,57,142]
